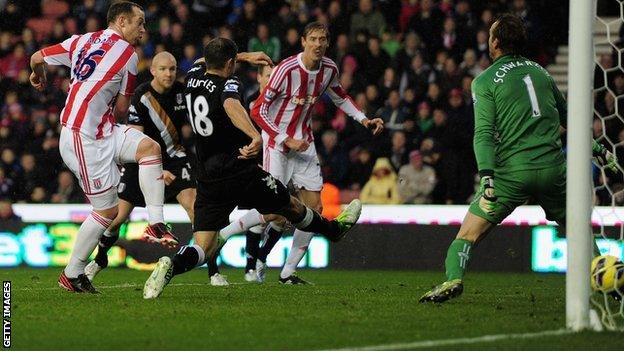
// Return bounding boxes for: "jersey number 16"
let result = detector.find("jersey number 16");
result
[185,94,214,136]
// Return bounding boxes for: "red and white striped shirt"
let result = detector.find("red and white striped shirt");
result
[252,53,366,152]
[41,29,138,140]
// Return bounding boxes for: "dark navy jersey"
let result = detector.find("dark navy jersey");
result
[184,62,256,181]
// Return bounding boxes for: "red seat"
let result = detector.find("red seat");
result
[26,18,55,41]
[42,0,70,19]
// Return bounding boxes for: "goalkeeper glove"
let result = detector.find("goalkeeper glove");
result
[478,171,497,216]
[592,140,619,173]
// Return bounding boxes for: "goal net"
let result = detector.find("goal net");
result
[590,0,624,331]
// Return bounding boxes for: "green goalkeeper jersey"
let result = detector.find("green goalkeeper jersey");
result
[471,54,566,173]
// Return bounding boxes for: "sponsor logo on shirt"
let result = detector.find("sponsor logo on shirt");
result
[291,95,318,106]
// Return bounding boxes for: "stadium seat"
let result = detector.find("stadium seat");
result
[26,18,56,41]
[42,0,70,19]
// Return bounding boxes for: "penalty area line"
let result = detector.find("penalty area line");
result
[315,329,575,351]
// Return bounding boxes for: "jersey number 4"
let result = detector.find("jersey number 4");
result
[522,75,542,117]
[185,94,214,136]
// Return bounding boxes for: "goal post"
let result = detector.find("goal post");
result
[566,0,595,331]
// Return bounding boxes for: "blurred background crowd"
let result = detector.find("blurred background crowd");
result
[0,0,577,208]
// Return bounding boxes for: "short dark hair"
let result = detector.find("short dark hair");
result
[491,14,527,55]
[203,38,238,69]
[303,21,329,39]
[107,1,143,25]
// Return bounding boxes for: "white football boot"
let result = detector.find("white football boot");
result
[143,257,173,299]
[244,269,258,282]
[210,273,229,286]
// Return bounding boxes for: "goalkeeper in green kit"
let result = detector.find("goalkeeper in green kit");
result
[420,14,619,303]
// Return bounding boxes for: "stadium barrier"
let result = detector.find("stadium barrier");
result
[2,205,623,272]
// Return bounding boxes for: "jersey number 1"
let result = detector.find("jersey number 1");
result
[185,94,214,136]
[522,75,542,117]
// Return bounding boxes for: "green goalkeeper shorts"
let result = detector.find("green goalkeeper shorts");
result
[469,162,566,224]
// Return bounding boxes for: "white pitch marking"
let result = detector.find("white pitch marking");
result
[315,329,575,351]
[17,282,250,291]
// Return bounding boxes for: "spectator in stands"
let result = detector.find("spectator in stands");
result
[270,3,297,39]
[0,198,22,233]
[327,1,349,42]
[364,36,390,85]
[51,170,84,204]
[475,29,489,59]
[377,90,409,132]
[389,130,410,171]
[350,0,386,40]
[248,23,280,62]
[179,44,198,73]
[399,52,433,98]
[360,157,401,204]
[0,43,28,81]
[1,148,20,180]
[379,67,399,99]
[417,102,434,135]
[318,130,349,188]
[0,1,24,34]
[399,150,437,204]
[408,0,443,57]
[454,1,477,44]
[394,31,423,76]
[0,168,14,200]
[21,28,39,57]
[440,89,475,204]
[0,31,12,58]
[425,83,444,110]
[281,27,301,59]
[460,49,481,77]
[29,186,48,204]
[15,153,42,202]
[347,148,375,190]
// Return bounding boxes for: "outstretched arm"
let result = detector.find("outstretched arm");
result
[194,52,274,67]
[31,35,80,91]
[326,70,384,135]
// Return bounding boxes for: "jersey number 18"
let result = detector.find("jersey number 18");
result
[185,94,214,136]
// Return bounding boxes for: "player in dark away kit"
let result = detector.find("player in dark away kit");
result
[143,38,362,299]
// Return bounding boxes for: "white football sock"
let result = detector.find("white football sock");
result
[138,155,165,225]
[219,209,265,241]
[65,212,112,278]
[280,229,314,279]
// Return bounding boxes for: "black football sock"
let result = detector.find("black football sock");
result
[245,230,262,271]
[207,253,219,277]
[257,224,284,262]
[95,230,118,268]
[172,245,205,276]
[294,208,341,242]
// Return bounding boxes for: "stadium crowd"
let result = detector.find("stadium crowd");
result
[0,0,572,206]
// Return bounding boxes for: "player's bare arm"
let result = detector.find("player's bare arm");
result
[223,97,262,159]
[29,50,47,91]
[114,93,132,121]
[194,51,273,67]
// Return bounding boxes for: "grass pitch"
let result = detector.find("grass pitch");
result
[6,268,621,350]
